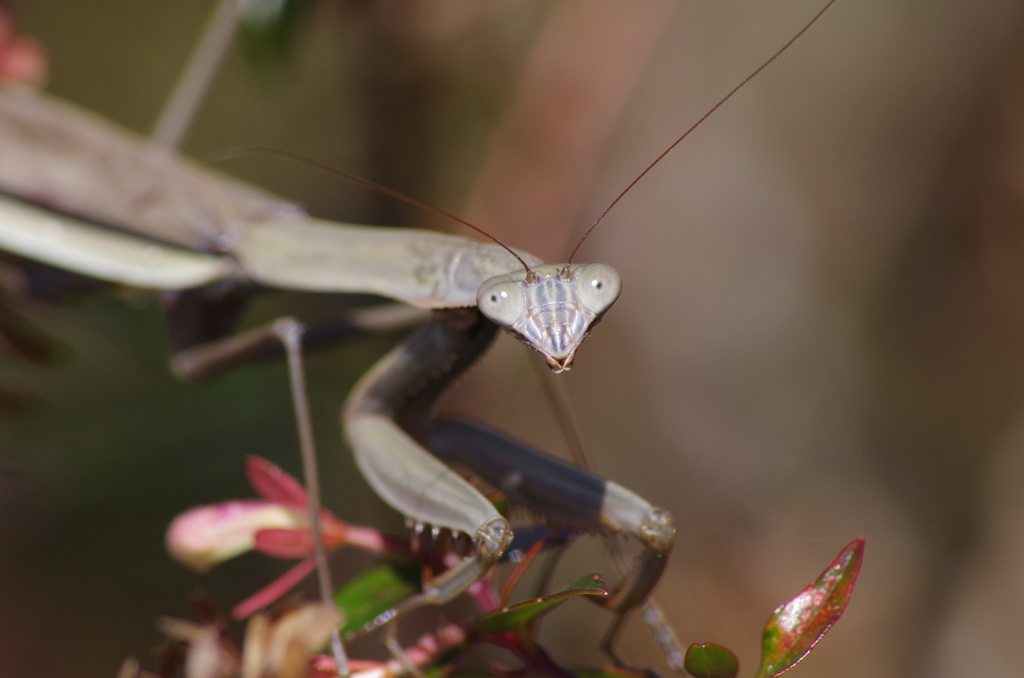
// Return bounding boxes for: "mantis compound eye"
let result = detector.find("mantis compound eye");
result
[477,276,526,327]
[575,264,621,314]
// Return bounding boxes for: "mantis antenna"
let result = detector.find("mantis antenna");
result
[566,0,838,265]
[208,146,536,277]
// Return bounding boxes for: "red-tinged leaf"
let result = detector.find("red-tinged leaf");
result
[246,455,308,507]
[755,537,864,678]
[255,528,315,558]
[684,643,739,678]
[475,574,607,634]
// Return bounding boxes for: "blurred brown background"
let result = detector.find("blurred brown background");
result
[2,0,1024,676]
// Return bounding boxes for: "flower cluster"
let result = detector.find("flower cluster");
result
[166,455,398,619]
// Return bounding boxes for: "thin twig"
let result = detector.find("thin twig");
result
[276,318,349,677]
[152,0,240,148]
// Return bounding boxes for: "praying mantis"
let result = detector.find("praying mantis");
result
[0,1,849,674]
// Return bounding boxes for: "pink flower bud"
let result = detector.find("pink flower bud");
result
[166,500,306,572]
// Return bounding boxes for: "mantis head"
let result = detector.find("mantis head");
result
[476,263,621,373]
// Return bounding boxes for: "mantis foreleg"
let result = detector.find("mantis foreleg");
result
[343,308,513,624]
[342,307,674,652]
[427,415,673,662]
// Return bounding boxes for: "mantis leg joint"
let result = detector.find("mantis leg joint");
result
[639,508,674,555]
[476,516,513,562]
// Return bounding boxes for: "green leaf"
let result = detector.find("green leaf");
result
[475,574,608,634]
[335,561,421,636]
[454,670,643,678]
[574,669,659,678]
[684,643,739,678]
[489,495,511,518]
[756,537,864,678]
[238,0,309,65]
[453,666,645,678]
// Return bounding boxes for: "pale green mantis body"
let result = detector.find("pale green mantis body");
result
[0,1,837,671]
[0,82,674,659]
